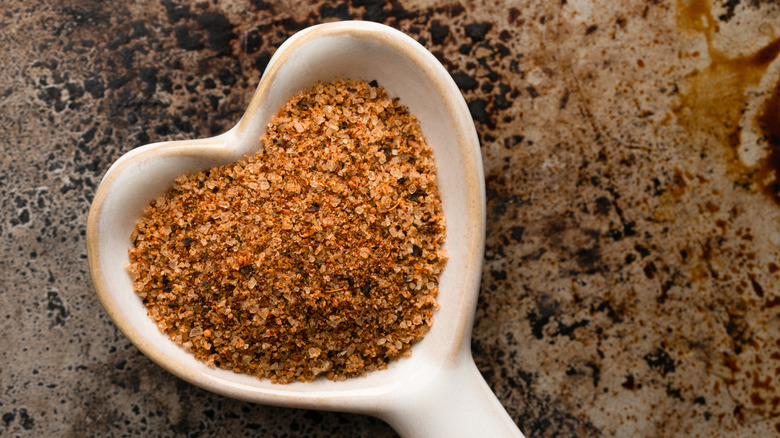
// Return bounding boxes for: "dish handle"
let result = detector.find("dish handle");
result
[380,351,525,438]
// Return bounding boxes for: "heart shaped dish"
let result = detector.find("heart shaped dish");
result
[88,21,522,438]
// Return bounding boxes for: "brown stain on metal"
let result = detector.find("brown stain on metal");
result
[669,167,688,199]
[753,374,775,391]
[722,353,740,373]
[751,392,767,406]
[674,0,780,205]
[673,2,780,427]
[766,296,780,308]
[748,274,765,298]
[757,85,780,203]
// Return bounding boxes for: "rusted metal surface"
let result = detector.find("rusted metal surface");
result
[2,0,780,436]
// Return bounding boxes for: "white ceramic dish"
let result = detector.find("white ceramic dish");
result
[87,21,523,438]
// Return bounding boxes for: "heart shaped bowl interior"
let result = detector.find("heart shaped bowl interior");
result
[87,21,519,437]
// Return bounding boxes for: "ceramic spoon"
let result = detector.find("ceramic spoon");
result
[87,21,524,438]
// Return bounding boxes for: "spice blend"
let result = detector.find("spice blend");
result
[127,79,447,383]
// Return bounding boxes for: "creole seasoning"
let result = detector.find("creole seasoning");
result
[127,79,447,383]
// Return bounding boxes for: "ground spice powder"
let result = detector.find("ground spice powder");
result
[127,79,447,383]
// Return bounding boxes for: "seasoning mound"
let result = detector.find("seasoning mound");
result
[127,79,447,383]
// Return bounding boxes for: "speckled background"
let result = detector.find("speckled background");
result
[3,0,780,436]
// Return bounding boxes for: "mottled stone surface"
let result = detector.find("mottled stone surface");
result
[3,0,780,436]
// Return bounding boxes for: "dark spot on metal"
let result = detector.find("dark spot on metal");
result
[718,0,741,21]
[585,362,600,387]
[622,374,638,390]
[139,67,158,94]
[748,275,764,298]
[430,20,449,45]
[196,12,235,56]
[644,347,676,376]
[46,290,69,327]
[161,0,191,23]
[320,3,351,20]
[174,25,204,51]
[491,269,507,280]
[465,22,491,42]
[510,225,525,242]
[451,71,477,90]
[643,261,657,279]
[2,412,15,427]
[595,196,611,214]
[528,297,557,339]
[249,0,271,11]
[623,221,637,237]
[494,83,512,109]
[554,318,590,338]
[217,68,236,86]
[467,98,493,127]
[725,312,752,354]
[18,409,34,431]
